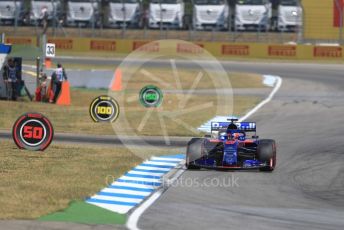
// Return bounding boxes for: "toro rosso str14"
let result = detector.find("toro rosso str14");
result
[186,119,276,171]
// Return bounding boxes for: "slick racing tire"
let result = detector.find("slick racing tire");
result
[186,138,205,170]
[257,139,276,172]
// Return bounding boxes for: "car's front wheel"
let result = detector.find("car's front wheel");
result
[185,138,205,170]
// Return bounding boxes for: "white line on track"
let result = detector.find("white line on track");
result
[126,75,283,230]
[239,75,283,122]
[119,176,161,183]
[127,170,165,177]
[91,195,144,203]
[102,188,151,196]
[150,157,183,162]
[143,160,178,166]
[134,165,171,171]
[127,168,186,230]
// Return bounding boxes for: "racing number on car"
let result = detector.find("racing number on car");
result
[12,113,54,151]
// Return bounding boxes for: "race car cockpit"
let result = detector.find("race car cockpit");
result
[226,121,246,140]
[217,119,247,141]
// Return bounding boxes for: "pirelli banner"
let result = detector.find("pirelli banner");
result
[5,37,36,45]
[213,43,343,60]
[4,36,344,60]
[46,38,120,52]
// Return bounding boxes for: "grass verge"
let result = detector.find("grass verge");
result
[0,140,141,220]
[39,201,126,225]
[0,140,184,221]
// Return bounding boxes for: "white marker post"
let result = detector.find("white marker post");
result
[45,43,55,58]
[45,43,55,70]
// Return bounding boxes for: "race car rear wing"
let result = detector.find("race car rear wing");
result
[210,121,256,133]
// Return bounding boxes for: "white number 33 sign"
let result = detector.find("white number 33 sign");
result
[46,43,55,57]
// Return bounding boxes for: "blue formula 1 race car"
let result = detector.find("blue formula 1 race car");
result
[186,119,276,172]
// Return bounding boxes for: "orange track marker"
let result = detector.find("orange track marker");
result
[110,68,122,91]
[45,58,52,69]
[56,81,71,106]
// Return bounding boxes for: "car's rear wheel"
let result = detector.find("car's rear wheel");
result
[257,139,276,172]
[186,138,204,170]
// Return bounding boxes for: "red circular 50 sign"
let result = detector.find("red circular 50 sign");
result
[12,113,54,151]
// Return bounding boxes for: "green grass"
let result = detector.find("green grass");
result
[39,201,126,225]
[0,139,184,221]
[0,140,142,219]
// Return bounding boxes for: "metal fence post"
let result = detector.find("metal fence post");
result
[1,33,5,43]
[144,24,147,39]
[300,0,305,43]
[159,0,163,39]
[14,0,18,34]
[78,23,82,37]
[121,0,127,39]
[36,57,40,89]
[41,34,46,75]
[227,6,232,42]
[91,0,95,37]
[52,0,56,36]
[335,0,343,44]
[340,0,343,44]
[165,26,168,39]
[188,26,192,41]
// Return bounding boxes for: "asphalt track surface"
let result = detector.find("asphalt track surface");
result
[4,59,344,230]
[136,62,344,230]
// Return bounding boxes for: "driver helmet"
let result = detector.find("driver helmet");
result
[219,132,228,141]
[232,132,244,140]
